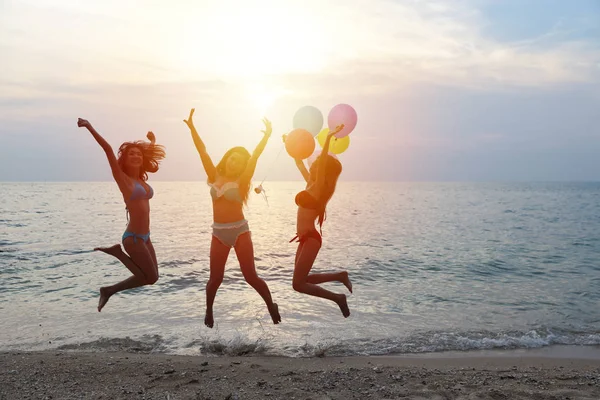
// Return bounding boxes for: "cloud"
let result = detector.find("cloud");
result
[308,0,600,91]
[2,0,599,96]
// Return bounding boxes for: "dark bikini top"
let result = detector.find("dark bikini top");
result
[295,190,326,233]
[294,190,321,210]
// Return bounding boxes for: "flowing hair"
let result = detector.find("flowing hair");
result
[117,140,166,181]
[214,146,252,204]
[309,155,342,231]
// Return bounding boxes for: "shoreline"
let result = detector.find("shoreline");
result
[2,347,600,399]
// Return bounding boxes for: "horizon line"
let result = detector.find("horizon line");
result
[2,180,600,184]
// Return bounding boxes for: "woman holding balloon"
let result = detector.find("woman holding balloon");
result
[284,104,357,318]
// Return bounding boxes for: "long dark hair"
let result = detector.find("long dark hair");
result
[214,146,251,204]
[117,141,166,181]
[309,155,342,230]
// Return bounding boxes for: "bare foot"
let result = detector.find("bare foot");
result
[94,244,123,258]
[204,310,214,328]
[341,271,353,293]
[336,294,350,318]
[98,287,113,312]
[268,302,281,324]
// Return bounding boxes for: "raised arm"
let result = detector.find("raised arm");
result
[77,118,127,186]
[315,124,344,189]
[283,134,311,182]
[183,108,217,182]
[295,159,310,182]
[239,117,272,185]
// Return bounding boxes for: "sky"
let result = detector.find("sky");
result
[1,0,599,182]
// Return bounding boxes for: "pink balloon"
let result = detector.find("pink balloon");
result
[327,104,357,138]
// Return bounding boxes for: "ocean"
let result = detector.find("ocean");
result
[1,181,599,357]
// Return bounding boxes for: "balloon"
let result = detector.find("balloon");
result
[284,128,315,160]
[317,128,350,155]
[328,104,357,138]
[293,106,323,136]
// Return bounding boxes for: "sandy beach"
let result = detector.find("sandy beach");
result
[2,347,600,400]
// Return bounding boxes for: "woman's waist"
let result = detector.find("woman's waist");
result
[297,207,319,220]
[213,207,245,224]
[126,202,150,216]
[296,217,319,234]
[125,209,150,224]
[125,221,150,234]
[212,198,244,209]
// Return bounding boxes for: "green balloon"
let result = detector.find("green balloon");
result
[293,106,323,136]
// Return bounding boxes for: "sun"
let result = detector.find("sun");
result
[245,83,289,114]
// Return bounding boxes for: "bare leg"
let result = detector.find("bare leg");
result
[98,275,146,312]
[95,243,148,283]
[205,235,230,328]
[146,239,159,278]
[306,271,353,293]
[295,240,352,292]
[121,238,159,284]
[95,238,158,312]
[292,238,350,318]
[234,232,281,324]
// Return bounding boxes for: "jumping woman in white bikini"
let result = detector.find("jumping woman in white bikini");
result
[183,108,281,328]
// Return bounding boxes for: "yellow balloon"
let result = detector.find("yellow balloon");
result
[317,128,350,154]
[316,128,329,145]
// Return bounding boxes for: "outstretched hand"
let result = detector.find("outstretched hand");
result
[328,124,344,138]
[147,131,156,144]
[261,117,272,137]
[183,108,195,128]
[77,118,91,129]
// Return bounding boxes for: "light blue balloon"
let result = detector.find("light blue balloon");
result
[293,106,323,136]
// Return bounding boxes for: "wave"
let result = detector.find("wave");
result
[46,327,600,358]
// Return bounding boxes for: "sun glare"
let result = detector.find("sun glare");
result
[245,83,289,114]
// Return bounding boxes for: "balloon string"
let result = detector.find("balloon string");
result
[259,143,286,186]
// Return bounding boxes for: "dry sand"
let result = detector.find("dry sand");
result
[2,348,600,399]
